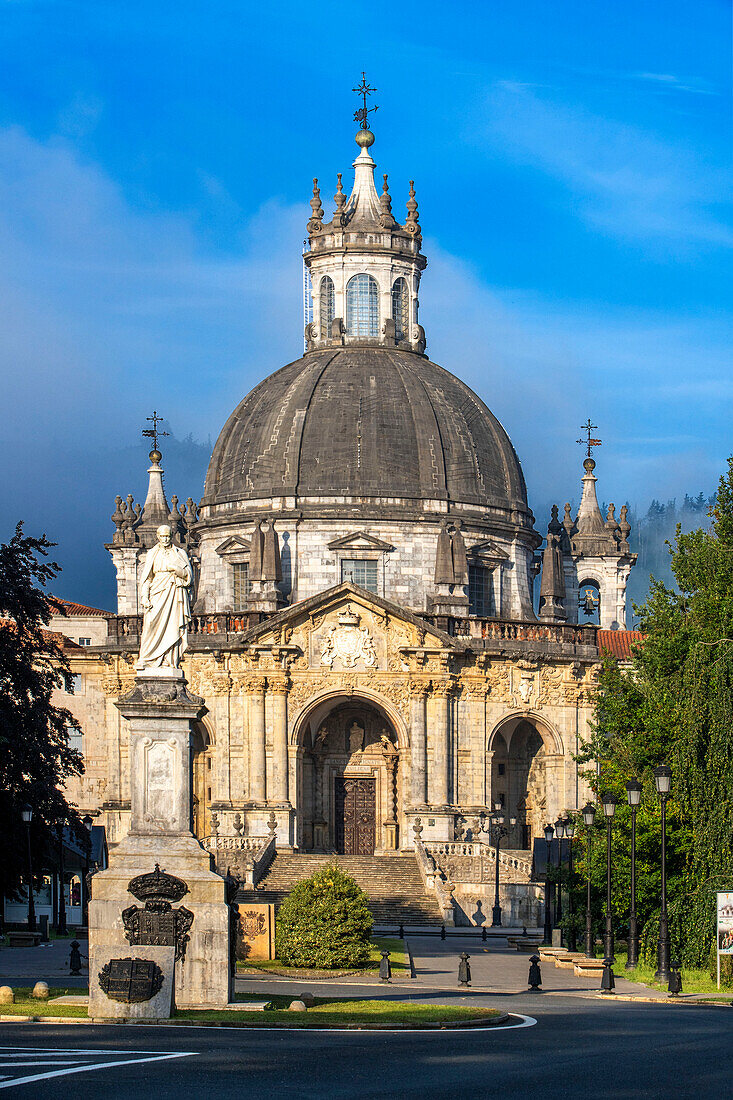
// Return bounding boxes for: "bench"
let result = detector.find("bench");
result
[7,931,42,948]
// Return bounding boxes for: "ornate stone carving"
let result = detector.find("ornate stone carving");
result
[320,606,377,669]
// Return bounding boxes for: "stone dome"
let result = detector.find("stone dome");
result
[202,347,530,524]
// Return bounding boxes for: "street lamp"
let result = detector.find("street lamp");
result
[477,805,516,927]
[601,792,618,960]
[625,779,643,969]
[82,814,93,928]
[542,822,554,945]
[653,765,672,983]
[582,802,596,957]
[554,816,566,934]
[21,804,36,932]
[564,815,577,951]
[55,819,68,937]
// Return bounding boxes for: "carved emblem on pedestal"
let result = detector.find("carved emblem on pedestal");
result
[320,606,377,669]
[98,957,164,1003]
[122,864,194,962]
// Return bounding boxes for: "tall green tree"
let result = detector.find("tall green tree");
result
[581,459,733,966]
[0,523,85,907]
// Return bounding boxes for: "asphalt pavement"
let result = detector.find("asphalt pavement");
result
[0,998,729,1099]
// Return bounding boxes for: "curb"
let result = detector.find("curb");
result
[0,1012,511,1030]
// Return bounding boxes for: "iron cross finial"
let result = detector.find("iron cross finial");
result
[353,72,378,130]
[576,419,602,459]
[142,410,170,452]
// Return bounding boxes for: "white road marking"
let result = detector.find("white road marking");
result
[0,1048,198,1090]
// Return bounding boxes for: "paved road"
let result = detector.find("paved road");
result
[0,999,729,1099]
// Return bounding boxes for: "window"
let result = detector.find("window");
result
[341,558,378,593]
[68,726,83,754]
[78,637,91,646]
[346,274,379,337]
[392,277,410,341]
[468,564,492,617]
[320,276,335,338]
[66,673,83,695]
[232,562,251,610]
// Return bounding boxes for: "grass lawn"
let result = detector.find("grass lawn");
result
[237,936,410,976]
[0,987,87,1017]
[175,997,500,1028]
[612,953,733,1001]
[0,986,500,1028]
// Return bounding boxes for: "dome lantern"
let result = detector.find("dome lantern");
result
[304,79,427,356]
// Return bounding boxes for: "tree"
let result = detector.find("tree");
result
[0,523,85,907]
[275,862,373,968]
[581,459,733,966]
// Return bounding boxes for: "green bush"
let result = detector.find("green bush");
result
[275,862,373,969]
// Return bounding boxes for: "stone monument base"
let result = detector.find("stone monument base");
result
[88,945,175,1020]
[89,832,232,1011]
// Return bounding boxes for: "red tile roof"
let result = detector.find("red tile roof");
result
[598,630,645,661]
[52,600,111,618]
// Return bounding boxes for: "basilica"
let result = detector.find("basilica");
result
[53,112,637,924]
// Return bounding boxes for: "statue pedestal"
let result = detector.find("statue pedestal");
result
[88,674,232,1015]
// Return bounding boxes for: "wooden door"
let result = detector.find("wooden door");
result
[335,778,376,855]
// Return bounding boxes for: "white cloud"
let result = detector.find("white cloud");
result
[478,83,733,248]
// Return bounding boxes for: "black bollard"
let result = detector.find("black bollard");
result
[600,956,615,994]
[398,924,404,940]
[668,960,682,997]
[69,940,82,976]
[458,952,471,986]
[482,925,487,942]
[441,925,446,940]
[528,954,542,991]
[379,950,392,982]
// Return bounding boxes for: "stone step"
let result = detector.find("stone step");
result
[240,851,445,924]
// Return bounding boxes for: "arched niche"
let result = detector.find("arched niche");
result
[488,714,563,851]
[191,719,214,841]
[291,693,404,855]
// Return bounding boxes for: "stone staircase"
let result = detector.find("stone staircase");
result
[236,852,445,925]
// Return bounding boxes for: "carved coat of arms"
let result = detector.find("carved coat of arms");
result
[320,606,377,669]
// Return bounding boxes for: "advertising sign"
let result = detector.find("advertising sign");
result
[716,891,733,988]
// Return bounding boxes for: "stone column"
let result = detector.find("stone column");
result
[246,675,267,805]
[429,680,453,807]
[268,674,290,805]
[409,683,429,808]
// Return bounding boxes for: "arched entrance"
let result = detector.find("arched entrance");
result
[192,722,213,840]
[296,699,401,854]
[490,718,554,851]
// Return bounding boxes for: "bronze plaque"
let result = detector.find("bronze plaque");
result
[98,957,164,1003]
[122,903,193,961]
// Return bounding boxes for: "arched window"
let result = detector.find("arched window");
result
[392,277,410,341]
[320,276,335,339]
[346,274,379,337]
[578,580,601,625]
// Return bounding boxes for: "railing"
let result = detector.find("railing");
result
[107,612,268,642]
[107,610,597,651]
[413,835,455,926]
[422,615,597,647]
[202,832,276,888]
[425,841,533,879]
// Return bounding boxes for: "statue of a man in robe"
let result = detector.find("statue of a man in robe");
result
[137,524,192,671]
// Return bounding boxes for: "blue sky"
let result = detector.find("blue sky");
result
[0,0,731,607]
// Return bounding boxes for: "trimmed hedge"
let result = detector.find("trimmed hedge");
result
[275,862,373,968]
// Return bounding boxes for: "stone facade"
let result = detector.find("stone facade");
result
[52,117,637,922]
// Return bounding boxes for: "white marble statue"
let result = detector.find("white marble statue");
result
[137,525,192,671]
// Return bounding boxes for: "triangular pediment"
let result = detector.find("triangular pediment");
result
[468,539,509,561]
[215,535,251,556]
[327,531,395,552]
[239,582,457,651]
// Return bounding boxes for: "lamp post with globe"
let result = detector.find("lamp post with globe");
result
[625,779,643,969]
[653,766,673,983]
[582,802,596,957]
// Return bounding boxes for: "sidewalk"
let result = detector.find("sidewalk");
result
[0,937,89,989]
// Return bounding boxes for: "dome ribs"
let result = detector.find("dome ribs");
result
[202,348,530,522]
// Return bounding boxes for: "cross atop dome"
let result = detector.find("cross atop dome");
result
[352,72,378,135]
